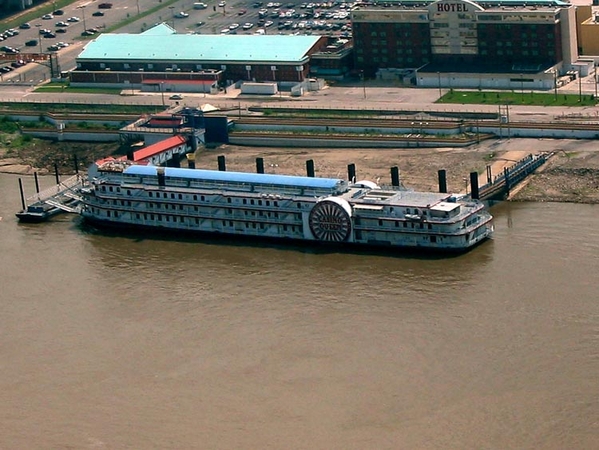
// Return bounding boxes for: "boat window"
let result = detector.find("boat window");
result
[201,196,205,201]
[431,236,437,243]
[251,199,255,205]
[178,194,182,200]
[297,203,301,209]
[274,201,278,207]
[243,199,247,204]
[266,201,270,206]
[227,198,232,203]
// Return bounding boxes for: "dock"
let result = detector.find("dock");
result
[16,173,86,223]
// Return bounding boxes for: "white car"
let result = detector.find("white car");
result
[175,11,189,18]
[169,94,183,100]
[242,22,254,29]
[229,23,240,30]
[218,1,226,6]
[42,14,53,20]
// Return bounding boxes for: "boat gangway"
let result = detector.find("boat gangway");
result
[16,173,86,223]
[477,152,552,201]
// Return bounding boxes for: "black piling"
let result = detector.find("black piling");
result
[34,172,40,194]
[18,178,26,211]
[126,149,134,160]
[504,167,511,196]
[73,154,79,174]
[486,165,492,184]
[347,163,356,182]
[187,153,196,169]
[217,155,226,171]
[256,157,264,174]
[54,163,60,185]
[306,159,315,177]
[390,166,400,187]
[438,169,447,193]
[470,171,480,200]
[157,167,166,187]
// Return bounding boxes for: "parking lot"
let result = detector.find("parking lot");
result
[0,0,356,81]
[169,1,354,37]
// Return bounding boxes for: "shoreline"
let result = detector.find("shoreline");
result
[1,137,598,204]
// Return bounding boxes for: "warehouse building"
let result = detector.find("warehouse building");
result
[70,24,348,93]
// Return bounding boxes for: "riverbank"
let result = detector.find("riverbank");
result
[1,137,598,204]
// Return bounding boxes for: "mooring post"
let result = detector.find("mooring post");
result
[470,171,480,199]
[34,172,40,194]
[486,165,492,184]
[18,178,26,211]
[187,153,196,169]
[438,169,447,193]
[217,155,226,171]
[73,154,79,174]
[306,159,315,177]
[347,163,356,182]
[54,163,60,185]
[256,157,264,174]
[390,166,400,187]
[504,167,510,196]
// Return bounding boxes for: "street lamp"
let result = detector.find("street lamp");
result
[169,6,175,27]
[78,5,87,32]
[360,70,366,99]
[136,0,140,15]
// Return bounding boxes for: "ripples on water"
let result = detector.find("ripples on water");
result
[1,174,598,449]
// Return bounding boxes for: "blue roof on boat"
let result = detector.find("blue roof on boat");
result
[124,165,344,189]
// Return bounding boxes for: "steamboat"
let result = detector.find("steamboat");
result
[80,161,493,252]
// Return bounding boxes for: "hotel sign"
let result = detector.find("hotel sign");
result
[437,3,469,12]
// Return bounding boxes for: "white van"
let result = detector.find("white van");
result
[193,2,208,9]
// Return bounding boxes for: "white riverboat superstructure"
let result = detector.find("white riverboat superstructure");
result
[81,161,493,252]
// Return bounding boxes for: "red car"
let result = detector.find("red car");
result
[98,2,113,8]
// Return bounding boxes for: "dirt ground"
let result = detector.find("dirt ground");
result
[197,138,599,203]
[2,136,599,204]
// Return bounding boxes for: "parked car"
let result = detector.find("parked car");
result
[19,23,31,29]
[193,2,208,9]
[175,11,189,18]
[39,28,52,35]
[43,32,56,38]
[67,16,80,22]
[242,22,254,29]
[169,94,183,100]
[55,21,69,27]
[42,14,54,20]
[55,28,67,34]
[81,30,95,36]
[218,1,226,6]
[53,9,64,15]
[25,39,38,47]
[92,11,104,17]
[98,2,113,8]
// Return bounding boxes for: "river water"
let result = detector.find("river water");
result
[1,173,598,449]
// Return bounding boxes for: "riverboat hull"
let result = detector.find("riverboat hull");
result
[80,163,493,254]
